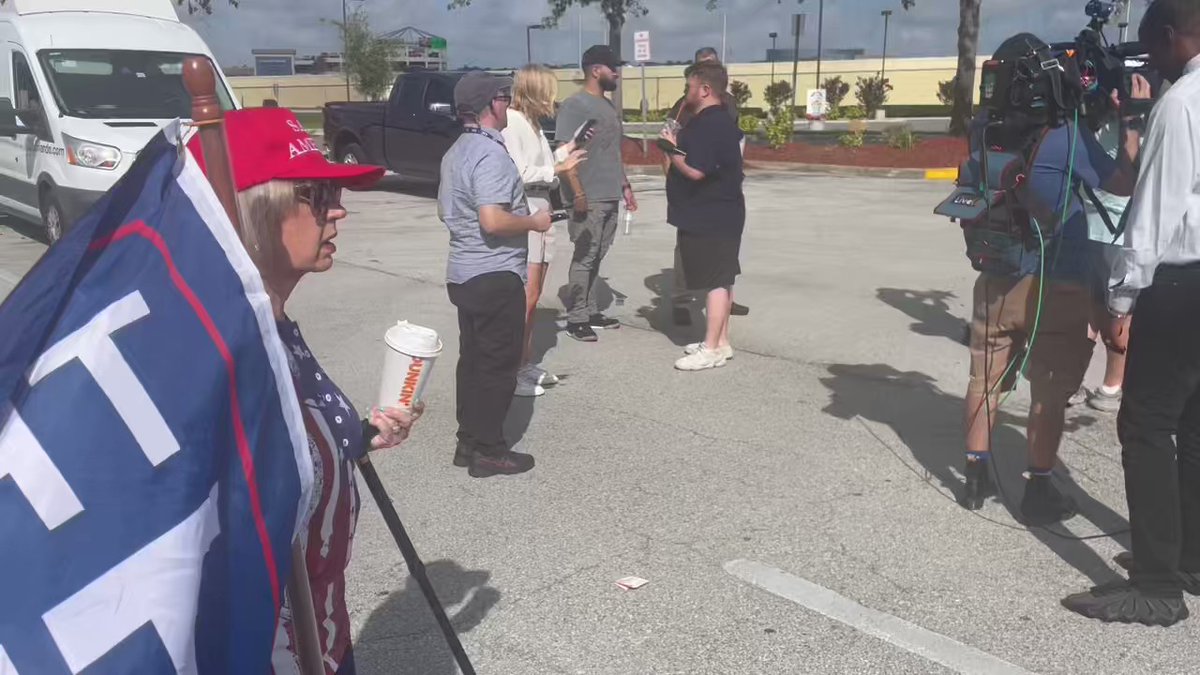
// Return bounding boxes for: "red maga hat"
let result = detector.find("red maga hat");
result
[187,107,383,192]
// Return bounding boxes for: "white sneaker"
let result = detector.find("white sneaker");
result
[514,380,545,397]
[674,345,728,371]
[683,342,734,360]
[521,363,559,387]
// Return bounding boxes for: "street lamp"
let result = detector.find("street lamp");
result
[343,0,350,100]
[880,10,893,81]
[769,31,778,82]
[527,24,546,64]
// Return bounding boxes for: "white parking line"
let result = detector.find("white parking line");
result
[0,267,20,292]
[724,559,1036,675]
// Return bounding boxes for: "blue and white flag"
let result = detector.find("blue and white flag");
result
[0,122,313,674]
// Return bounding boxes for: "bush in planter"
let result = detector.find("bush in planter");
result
[838,131,865,149]
[842,105,867,120]
[884,124,918,151]
[738,115,762,137]
[730,80,752,109]
[765,110,794,150]
[855,75,893,117]
[763,80,794,118]
[822,76,850,116]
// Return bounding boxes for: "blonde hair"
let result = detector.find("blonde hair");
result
[511,64,558,131]
[236,179,302,275]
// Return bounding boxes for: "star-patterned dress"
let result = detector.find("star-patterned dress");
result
[272,317,364,675]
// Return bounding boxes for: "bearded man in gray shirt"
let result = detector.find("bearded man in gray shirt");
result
[555,45,639,342]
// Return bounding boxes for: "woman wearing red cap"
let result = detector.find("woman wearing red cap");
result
[191,107,418,674]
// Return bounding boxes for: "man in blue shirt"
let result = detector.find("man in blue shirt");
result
[961,34,1143,524]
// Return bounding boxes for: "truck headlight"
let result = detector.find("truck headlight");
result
[63,134,121,171]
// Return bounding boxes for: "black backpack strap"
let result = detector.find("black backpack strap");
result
[1079,181,1125,240]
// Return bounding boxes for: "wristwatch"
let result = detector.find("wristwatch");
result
[1122,115,1146,132]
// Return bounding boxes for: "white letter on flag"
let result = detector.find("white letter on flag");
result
[28,291,179,466]
[0,409,84,530]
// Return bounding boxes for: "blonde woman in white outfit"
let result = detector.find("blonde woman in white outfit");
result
[503,64,588,396]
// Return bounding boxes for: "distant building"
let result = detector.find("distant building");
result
[252,48,297,76]
[251,26,447,78]
[766,48,865,62]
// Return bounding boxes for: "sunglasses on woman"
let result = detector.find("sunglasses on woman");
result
[294,181,343,225]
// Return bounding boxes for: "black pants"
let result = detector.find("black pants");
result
[447,271,525,457]
[1120,265,1200,590]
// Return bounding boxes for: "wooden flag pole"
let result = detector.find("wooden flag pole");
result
[182,57,326,675]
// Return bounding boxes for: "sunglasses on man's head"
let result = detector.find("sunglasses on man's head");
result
[294,181,343,224]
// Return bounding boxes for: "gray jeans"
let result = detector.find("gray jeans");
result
[566,201,619,324]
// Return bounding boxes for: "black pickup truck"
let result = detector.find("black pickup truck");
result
[324,70,557,183]
[323,71,464,182]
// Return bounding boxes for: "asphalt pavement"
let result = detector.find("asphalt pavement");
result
[1,171,1193,674]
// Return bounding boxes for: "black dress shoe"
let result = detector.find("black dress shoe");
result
[1113,552,1200,596]
[469,450,535,478]
[731,302,750,316]
[1062,580,1188,626]
[959,457,992,511]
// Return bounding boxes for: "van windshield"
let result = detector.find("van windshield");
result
[37,50,235,119]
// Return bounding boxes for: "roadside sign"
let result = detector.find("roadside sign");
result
[431,37,447,50]
[806,89,827,119]
[634,31,651,62]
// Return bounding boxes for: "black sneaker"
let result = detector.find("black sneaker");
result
[731,302,750,316]
[1020,474,1078,526]
[589,314,621,330]
[453,441,473,468]
[959,457,992,511]
[1113,552,1200,596]
[469,450,535,478]
[567,322,598,342]
[1062,580,1188,626]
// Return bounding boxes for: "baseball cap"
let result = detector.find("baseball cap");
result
[454,71,514,117]
[187,107,383,192]
[582,45,622,70]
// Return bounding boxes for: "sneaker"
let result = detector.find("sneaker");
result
[453,441,473,468]
[469,449,535,478]
[1062,580,1188,626]
[567,322,598,342]
[959,457,993,511]
[1113,552,1200,596]
[520,363,559,387]
[515,380,545,397]
[674,345,728,371]
[731,302,750,316]
[683,342,734,360]
[1087,387,1123,413]
[1020,474,1078,526]
[589,314,621,330]
[1067,386,1088,407]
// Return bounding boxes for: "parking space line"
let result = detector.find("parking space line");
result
[0,267,20,291]
[725,559,1035,675]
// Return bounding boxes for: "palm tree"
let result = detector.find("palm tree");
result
[949,0,981,135]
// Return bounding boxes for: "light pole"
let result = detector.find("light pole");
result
[527,24,545,64]
[769,31,778,82]
[880,10,892,81]
[342,0,350,100]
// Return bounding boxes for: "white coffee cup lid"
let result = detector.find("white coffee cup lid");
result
[384,321,443,358]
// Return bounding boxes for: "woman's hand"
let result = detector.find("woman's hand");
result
[556,148,588,174]
[368,402,424,451]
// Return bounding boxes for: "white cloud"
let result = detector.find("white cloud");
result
[181,0,1145,70]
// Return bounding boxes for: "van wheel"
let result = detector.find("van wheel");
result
[40,190,65,244]
[338,143,365,165]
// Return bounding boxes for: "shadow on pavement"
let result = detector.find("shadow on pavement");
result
[1,214,50,245]
[819,363,1129,586]
[554,276,627,318]
[634,268,703,347]
[354,559,500,674]
[505,307,561,448]
[876,288,969,344]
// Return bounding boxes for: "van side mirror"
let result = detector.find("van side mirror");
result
[0,98,22,138]
[428,102,453,117]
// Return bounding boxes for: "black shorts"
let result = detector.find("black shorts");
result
[677,229,741,291]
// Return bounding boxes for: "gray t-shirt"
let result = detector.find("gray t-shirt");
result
[438,127,529,284]
[554,91,624,204]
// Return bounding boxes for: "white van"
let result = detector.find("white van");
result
[0,0,238,241]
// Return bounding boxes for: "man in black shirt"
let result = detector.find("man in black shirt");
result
[661,61,746,371]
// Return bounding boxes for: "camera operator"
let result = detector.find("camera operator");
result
[960,33,1145,524]
[439,72,552,478]
[1063,0,1200,627]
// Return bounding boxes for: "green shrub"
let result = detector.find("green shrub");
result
[822,76,850,114]
[838,131,865,149]
[730,80,752,108]
[884,124,918,151]
[763,80,794,118]
[842,105,867,120]
[765,110,794,150]
[738,115,762,137]
[855,75,893,117]
[623,108,669,123]
[937,78,956,106]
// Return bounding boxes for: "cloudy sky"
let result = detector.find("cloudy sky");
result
[179,0,1146,71]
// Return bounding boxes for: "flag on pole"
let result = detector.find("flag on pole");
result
[0,122,313,674]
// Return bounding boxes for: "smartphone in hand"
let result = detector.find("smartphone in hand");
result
[573,119,598,146]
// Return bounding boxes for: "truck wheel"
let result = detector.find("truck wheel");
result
[40,189,65,244]
[338,143,366,165]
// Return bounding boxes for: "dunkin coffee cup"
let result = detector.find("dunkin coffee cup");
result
[377,321,443,411]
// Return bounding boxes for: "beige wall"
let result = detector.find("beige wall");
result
[231,56,987,113]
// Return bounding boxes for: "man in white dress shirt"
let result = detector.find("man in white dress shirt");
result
[1064,0,1200,626]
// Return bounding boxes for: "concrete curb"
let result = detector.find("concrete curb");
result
[625,162,958,181]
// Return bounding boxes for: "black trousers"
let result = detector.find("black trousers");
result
[1120,265,1200,590]
[447,271,525,457]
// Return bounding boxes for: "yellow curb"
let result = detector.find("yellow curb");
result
[924,168,958,182]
